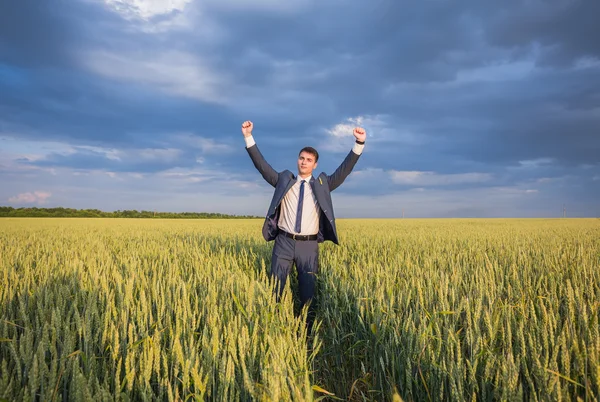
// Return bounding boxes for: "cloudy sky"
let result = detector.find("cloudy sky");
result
[1,0,599,218]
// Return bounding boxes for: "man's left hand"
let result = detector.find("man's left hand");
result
[353,127,366,142]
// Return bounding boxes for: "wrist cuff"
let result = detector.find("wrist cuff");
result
[352,141,364,155]
[244,135,255,148]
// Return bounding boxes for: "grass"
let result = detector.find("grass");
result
[1,217,599,401]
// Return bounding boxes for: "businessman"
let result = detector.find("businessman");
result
[241,120,365,333]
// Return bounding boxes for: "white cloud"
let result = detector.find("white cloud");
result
[574,56,600,70]
[0,136,72,160]
[39,142,182,165]
[389,170,492,186]
[103,0,311,21]
[0,140,57,176]
[75,144,183,163]
[103,0,192,20]
[137,148,181,161]
[172,134,234,154]
[536,176,568,184]
[82,50,229,104]
[516,157,555,169]
[139,11,194,33]
[322,114,425,153]
[8,191,52,205]
[537,177,555,183]
[345,168,493,190]
[0,135,223,178]
[350,167,385,177]
[204,0,313,13]
[158,166,224,182]
[77,145,122,160]
[101,0,222,35]
[331,181,558,218]
[325,115,390,139]
[326,116,364,138]
[455,60,535,84]
[156,166,265,191]
[105,171,145,180]
[101,0,309,34]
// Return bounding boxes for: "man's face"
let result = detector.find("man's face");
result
[297,151,318,176]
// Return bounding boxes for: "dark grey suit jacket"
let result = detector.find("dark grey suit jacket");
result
[246,142,361,245]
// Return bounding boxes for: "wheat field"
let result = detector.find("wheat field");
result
[1,217,599,401]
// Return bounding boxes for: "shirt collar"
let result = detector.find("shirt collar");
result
[296,174,313,182]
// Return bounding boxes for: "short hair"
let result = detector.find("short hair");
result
[299,146,319,162]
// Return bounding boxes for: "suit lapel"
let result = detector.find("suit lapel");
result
[311,173,332,219]
[275,172,296,210]
[284,173,296,195]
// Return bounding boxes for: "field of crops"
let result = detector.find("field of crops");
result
[1,217,599,401]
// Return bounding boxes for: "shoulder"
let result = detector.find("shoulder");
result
[279,170,294,181]
[316,172,330,187]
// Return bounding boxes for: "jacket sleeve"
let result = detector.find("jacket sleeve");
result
[246,143,279,188]
[327,148,361,191]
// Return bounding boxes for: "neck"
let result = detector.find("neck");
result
[298,173,312,180]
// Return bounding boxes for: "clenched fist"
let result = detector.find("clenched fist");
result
[241,121,253,138]
[353,127,366,142]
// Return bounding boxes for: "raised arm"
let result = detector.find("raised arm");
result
[242,121,279,187]
[327,127,366,191]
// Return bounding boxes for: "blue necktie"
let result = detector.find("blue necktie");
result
[295,180,305,233]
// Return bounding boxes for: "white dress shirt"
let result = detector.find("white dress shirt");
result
[244,135,364,235]
[278,174,320,235]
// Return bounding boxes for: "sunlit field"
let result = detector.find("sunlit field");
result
[1,218,599,401]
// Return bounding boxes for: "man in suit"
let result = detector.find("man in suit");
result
[241,120,366,333]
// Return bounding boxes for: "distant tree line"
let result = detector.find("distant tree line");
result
[0,206,261,219]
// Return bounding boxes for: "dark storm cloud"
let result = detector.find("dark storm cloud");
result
[20,133,241,173]
[198,0,600,172]
[0,0,76,67]
[0,64,238,149]
[0,0,239,150]
[23,147,190,173]
[0,0,123,68]
[1,0,599,215]
[204,0,486,122]
[420,67,600,168]
[483,0,600,67]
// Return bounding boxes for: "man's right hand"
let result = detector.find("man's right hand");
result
[241,121,253,138]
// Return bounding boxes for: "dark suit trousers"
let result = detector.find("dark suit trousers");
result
[270,233,319,331]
